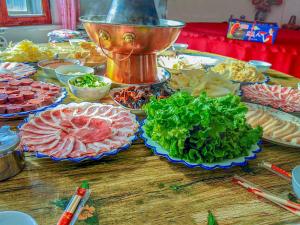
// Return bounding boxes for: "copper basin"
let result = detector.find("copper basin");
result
[80,16,185,84]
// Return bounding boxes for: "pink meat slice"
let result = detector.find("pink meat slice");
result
[109,111,131,120]
[87,142,110,153]
[22,133,59,146]
[40,111,61,128]
[94,105,114,116]
[112,121,137,130]
[60,107,76,119]
[21,131,59,140]
[48,136,72,157]
[31,117,58,131]
[50,109,63,123]
[68,140,87,158]
[20,123,58,135]
[70,125,112,144]
[83,105,102,116]
[32,138,61,153]
[56,136,75,158]
[70,116,91,129]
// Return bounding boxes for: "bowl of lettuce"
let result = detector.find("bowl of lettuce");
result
[141,92,263,169]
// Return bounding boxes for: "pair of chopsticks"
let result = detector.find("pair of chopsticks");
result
[233,162,297,216]
[233,175,300,216]
[57,181,91,225]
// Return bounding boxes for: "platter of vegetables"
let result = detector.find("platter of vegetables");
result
[141,92,263,169]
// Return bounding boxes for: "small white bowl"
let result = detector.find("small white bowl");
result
[55,65,94,85]
[68,75,112,101]
[0,211,38,225]
[172,43,189,51]
[248,60,272,73]
[38,59,81,79]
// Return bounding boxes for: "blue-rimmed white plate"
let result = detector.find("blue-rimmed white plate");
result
[0,85,67,119]
[140,120,262,170]
[0,62,37,82]
[18,102,139,162]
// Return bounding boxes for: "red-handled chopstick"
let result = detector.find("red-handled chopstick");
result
[57,181,90,225]
[259,161,292,181]
[233,175,300,216]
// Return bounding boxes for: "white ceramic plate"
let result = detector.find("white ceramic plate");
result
[0,62,36,82]
[141,120,262,170]
[246,103,300,148]
[158,54,222,73]
[0,211,38,225]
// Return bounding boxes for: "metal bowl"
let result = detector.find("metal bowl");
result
[0,126,24,181]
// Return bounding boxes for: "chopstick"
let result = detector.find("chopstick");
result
[259,161,292,181]
[233,175,300,216]
[70,189,91,225]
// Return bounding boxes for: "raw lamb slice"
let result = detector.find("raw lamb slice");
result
[26,138,61,153]
[87,142,110,153]
[70,125,112,144]
[22,133,59,146]
[20,132,60,140]
[68,140,87,158]
[48,137,73,158]
[40,111,61,128]
[20,123,58,135]
[31,118,58,131]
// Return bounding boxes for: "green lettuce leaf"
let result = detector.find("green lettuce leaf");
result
[143,92,262,163]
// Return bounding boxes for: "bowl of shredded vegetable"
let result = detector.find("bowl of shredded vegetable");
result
[68,74,112,101]
[55,65,94,85]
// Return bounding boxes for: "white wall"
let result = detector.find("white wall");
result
[167,0,299,24]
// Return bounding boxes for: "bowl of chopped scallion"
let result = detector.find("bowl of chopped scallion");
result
[68,74,112,101]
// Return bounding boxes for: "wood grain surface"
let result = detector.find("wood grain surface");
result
[0,51,300,225]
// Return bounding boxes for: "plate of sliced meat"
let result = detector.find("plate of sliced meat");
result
[0,78,67,119]
[18,102,139,162]
[0,62,37,82]
[246,103,300,148]
[242,84,300,116]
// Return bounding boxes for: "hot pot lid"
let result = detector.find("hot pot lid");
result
[0,126,20,155]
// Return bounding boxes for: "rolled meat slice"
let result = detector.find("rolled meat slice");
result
[6,86,18,91]
[27,99,43,107]
[41,96,54,106]
[49,86,60,91]
[21,91,35,100]
[20,78,34,85]
[41,84,50,90]
[22,103,37,111]
[6,105,22,113]
[8,80,22,86]
[0,94,8,104]
[31,82,42,88]
[0,83,7,88]
[0,105,6,114]
[6,90,20,95]
[8,94,24,104]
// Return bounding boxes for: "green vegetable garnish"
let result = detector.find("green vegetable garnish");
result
[208,211,218,225]
[143,92,262,163]
[70,74,107,88]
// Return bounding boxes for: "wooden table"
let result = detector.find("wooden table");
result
[0,51,300,225]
